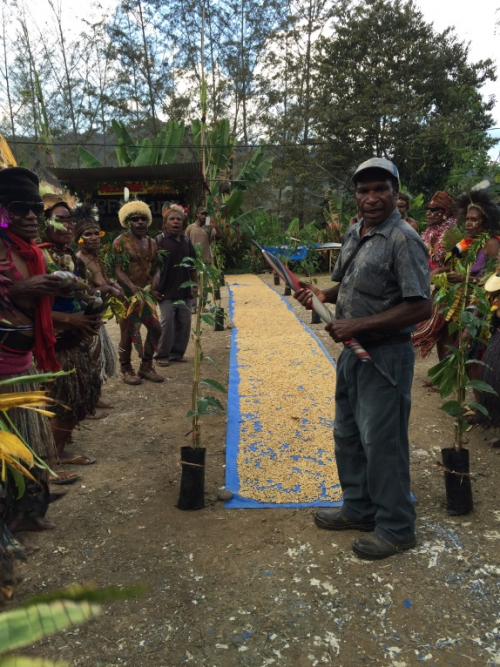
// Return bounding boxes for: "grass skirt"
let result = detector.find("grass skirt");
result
[48,339,102,421]
[482,329,500,428]
[1,364,57,472]
[412,301,446,358]
[99,324,117,382]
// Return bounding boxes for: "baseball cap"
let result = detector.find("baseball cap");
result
[197,206,208,214]
[353,157,400,185]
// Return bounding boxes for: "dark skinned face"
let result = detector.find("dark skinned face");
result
[355,172,398,227]
[465,207,485,238]
[397,200,409,217]
[197,211,207,226]
[426,207,447,228]
[128,215,149,237]
[7,206,41,240]
[164,212,183,236]
[46,205,74,246]
[81,226,101,251]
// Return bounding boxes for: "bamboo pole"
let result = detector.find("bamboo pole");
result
[455,267,470,451]
[191,271,204,448]
[200,7,208,208]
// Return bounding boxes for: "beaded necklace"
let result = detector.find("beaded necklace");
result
[79,246,110,283]
[422,218,456,268]
[123,232,153,280]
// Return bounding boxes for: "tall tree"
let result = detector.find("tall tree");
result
[0,0,17,142]
[313,0,497,195]
[107,0,173,133]
[257,0,335,222]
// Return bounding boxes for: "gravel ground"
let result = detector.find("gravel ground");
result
[12,273,500,667]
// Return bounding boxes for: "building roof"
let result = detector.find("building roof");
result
[51,162,203,186]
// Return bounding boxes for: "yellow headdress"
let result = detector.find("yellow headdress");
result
[118,201,152,228]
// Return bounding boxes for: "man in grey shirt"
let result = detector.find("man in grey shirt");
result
[295,157,431,560]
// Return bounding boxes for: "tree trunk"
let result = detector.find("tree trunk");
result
[137,0,157,133]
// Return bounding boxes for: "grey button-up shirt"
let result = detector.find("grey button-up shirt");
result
[331,209,430,343]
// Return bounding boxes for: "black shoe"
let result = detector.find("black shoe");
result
[352,533,416,560]
[314,509,375,532]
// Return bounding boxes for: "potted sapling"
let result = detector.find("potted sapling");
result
[428,264,497,515]
[176,265,226,510]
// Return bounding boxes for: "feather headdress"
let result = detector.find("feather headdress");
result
[456,188,500,234]
[73,202,100,240]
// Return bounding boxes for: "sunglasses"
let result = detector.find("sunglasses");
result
[128,215,148,223]
[427,207,446,213]
[5,201,45,216]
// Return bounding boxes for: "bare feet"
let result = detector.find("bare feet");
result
[97,398,114,409]
[85,410,109,420]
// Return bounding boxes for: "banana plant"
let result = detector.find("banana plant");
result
[77,120,185,168]
[190,118,272,221]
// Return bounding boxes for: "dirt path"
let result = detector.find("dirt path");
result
[17,274,500,667]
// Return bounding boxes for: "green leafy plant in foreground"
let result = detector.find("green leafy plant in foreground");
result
[0,584,145,666]
[428,265,497,449]
[177,251,226,448]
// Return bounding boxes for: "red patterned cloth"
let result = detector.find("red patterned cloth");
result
[421,218,456,270]
[428,191,454,212]
[1,230,59,371]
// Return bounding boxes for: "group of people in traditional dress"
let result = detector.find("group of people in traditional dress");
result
[412,187,500,428]
[0,166,221,574]
[1,154,500,576]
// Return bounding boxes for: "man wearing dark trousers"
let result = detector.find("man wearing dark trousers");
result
[295,158,431,560]
[153,205,197,366]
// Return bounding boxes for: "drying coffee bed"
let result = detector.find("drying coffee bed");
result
[225,274,342,508]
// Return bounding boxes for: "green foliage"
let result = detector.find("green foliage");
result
[313,0,497,198]
[0,584,143,666]
[77,120,185,168]
[428,269,497,448]
[76,147,103,169]
[184,249,227,446]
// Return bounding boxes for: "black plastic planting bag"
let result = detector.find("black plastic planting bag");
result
[177,446,206,510]
[214,307,225,331]
[442,447,473,516]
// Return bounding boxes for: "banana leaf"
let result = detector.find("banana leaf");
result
[111,120,138,166]
[208,120,231,176]
[221,189,245,219]
[191,119,203,159]
[160,120,185,164]
[235,147,273,190]
[133,138,155,167]
[0,600,101,652]
[230,207,264,235]
[76,147,103,169]
[23,583,146,607]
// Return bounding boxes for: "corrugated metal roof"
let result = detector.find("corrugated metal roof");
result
[51,162,203,184]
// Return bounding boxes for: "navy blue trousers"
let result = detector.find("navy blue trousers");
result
[334,341,416,543]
